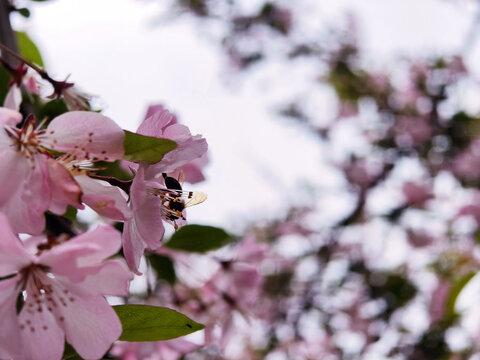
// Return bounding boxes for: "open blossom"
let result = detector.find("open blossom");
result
[138,105,208,181]
[122,106,208,273]
[0,214,133,360]
[0,109,124,234]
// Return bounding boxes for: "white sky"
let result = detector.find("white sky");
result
[11,0,480,231]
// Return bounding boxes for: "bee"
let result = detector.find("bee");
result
[147,171,207,230]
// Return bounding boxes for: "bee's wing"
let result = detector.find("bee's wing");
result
[149,187,207,207]
[184,191,208,207]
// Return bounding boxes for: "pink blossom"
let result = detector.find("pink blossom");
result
[393,116,433,147]
[0,110,124,234]
[458,203,480,224]
[407,230,435,248]
[169,152,209,184]
[402,181,434,207]
[111,338,202,360]
[75,175,132,221]
[452,139,480,181]
[121,105,208,273]
[137,106,208,180]
[0,214,133,360]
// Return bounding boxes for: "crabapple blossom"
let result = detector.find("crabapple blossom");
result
[0,214,133,360]
[121,106,207,273]
[138,105,208,180]
[0,109,124,234]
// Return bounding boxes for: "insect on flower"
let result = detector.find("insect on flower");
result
[147,171,207,229]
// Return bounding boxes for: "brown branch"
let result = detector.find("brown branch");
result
[0,0,19,64]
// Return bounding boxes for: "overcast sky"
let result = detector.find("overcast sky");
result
[11,0,480,231]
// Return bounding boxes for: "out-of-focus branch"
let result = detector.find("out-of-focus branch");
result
[0,0,19,64]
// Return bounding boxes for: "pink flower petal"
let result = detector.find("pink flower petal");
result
[3,85,22,111]
[0,277,23,359]
[0,107,22,126]
[47,159,84,215]
[145,135,208,176]
[122,218,148,275]
[143,104,167,120]
[137,108,176,136]
[19,295,65,360]
[57,290,122,360]
[40,226,122,281]
[76,175,132,221]
[130,169,165,249]
[24,75,40,94]
[46,111,125,161]
[77,260,133,296]
[0,149,30,206]
[0,214,32,276]
[0,156,51,235]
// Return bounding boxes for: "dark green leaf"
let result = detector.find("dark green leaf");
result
[148,254,177,284]
[18,8,31,18]
[96,160,133,181]
[113,305,204,341]
[15,31,44,67]
[165,225,233,253]
[36,99,68,121]
[62,206,77,222]
[0,65,10,105]
[123,130,177,164]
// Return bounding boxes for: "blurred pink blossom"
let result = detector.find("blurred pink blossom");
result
[402,181,434,207]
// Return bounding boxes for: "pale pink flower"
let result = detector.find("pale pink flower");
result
[111,338,202,360]
[407,230,435,248]
[0,109,124,234]
[121,106,207,273]
[138,106,208,180]
[169,152,209,184]
[458,203,480,224]
[393,116,433,147]
[402,181,434,207]
[75,175,132,221]
[0,214,133,360]
[452,139,480,181]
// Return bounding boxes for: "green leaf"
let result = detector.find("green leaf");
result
[148,254,177,284]
[113,305,204,341]
[0,66,10,105]
[445,272,476,320]
[17,8,31,18]
[96,160,133,181]
[123,130,177,164]
[62,206,77,222]
[15,31,44,67]
[36,99,68,122]
[165,225,233,253]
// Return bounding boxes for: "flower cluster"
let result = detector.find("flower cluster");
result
[0,42,209,359]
